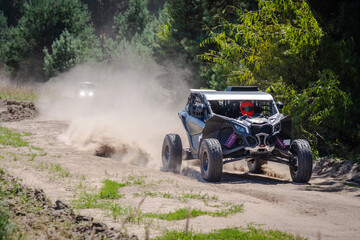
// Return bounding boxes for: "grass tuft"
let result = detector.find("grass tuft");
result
[99,179,126,199]
[178,191,218,202]
[72,193,112,209]
[152,226,305,240]
[0,127,30,147]
[144,204,243,221]
[36,161,71,178]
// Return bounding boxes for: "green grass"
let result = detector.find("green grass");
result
[36,161,71,178]
[30,145,44,152]
[0,170,25,239]
[133,191,158,198]
[72,193,112,209]
[0,201,24,240]
[144,208,207,221]
[25,153,37,161]
[179,191,218,202]
[72,195,142,223]
[99,179,126,199]
[144,204,243,221]
[98,176,145,199]
[72,178,134,209]
[126,175,145,185]
[109,204,143,222]
[0,84,38,102]
[152,226,305,240]
[133,190,219,205]
[0,127,30,147]
[7,152,18,161]
[162,192,173,198]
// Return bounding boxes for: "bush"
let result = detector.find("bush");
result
[43,30,84,78]
[114,0,152,41]
[200,0,323,89]
[1,0,98,80]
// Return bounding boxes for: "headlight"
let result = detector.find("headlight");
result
[234,124,248,134]
[88,92,94,96]
[79,91,85,97]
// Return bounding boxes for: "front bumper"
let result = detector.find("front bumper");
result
[245,133,275,155]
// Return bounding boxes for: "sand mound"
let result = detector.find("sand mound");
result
[0,100,38,122]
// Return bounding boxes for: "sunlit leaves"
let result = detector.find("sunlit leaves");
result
[200,0,323,89]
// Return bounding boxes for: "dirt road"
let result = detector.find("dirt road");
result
[1,118,360,240]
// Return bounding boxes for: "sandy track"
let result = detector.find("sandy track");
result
[0,119,359,240]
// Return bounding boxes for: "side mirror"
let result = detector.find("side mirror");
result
[276,101,284,112]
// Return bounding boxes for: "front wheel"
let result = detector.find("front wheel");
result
[290,139,313,183]
[199,139,223,182]
[162,134,182,173]
[247,159,267,173]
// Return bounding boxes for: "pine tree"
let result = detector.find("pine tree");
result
[114,0,152,41]
[1,0,98,80]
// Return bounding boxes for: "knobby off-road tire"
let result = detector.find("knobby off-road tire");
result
[199,138,223,182]
[247,159,267,173]
[162,134,182,173]
[290,139,313,183]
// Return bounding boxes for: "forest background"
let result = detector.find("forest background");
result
[0,0,359,160]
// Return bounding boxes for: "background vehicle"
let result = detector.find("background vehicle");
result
[77,82,96,98]
[162,86,313,183]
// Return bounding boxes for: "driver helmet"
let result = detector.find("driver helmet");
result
[240,100,254,117]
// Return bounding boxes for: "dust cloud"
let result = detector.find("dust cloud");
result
[37,58,190,168]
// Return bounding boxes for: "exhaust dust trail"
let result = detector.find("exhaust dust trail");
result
[37,59,189,168]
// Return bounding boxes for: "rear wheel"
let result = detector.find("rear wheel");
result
[162,134,182,173]
[247,159,267,173]
[290,139,313,183]
[199,139,223,182]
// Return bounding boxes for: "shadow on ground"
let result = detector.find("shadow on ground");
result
[181,166,291,185]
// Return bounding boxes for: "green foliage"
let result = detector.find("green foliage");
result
[157,0,206,87]
[0,202,24,240]
[201,0,323,89]
[144,208,207,220]
[43,30,84,78]
[159,0,256,87]
[81,0,125,36]
[144,204,243,220]
[0,127,30,147]
[0,0,26,27]
[35,161,71,178]
[0,174,25,240]
[73,176,144,208]
[287,71,353,155]
[153,225,302,240]
[72,193,112,209]
[0,11,7,31]
[100,0,162,62]
[109,204,141,222]
[0,83,38,102]
[198,0,360,156]
[0,0,98,80]
[99,179,126,199]
[114,0,152,41]
[0,11,7,61]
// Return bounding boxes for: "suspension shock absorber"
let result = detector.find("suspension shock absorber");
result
[276,136,286,150]
[225,132,238,148]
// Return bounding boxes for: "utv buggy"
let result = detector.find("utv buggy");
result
[162,86,313,183]
[77,82,96,98]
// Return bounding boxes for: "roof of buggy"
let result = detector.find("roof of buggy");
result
[190,89,274,101]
